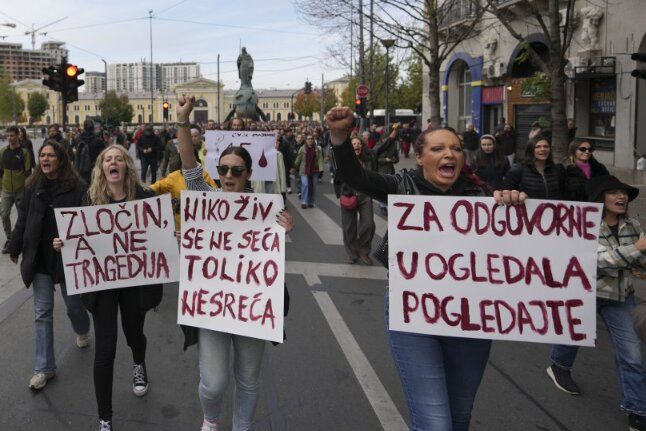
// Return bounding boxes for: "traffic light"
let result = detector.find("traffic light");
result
[304,81,312,94]
[63,64,84,103]
[42,65,63,92]
[162,101,170,121]
[631,52,646,79]
[355,98,366,117]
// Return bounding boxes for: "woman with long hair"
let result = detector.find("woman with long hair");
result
[563,139,609,201]
[501,135,564,199]
[293,134,323,208]
[470,134,510,190]
[18,127,35,169]
[54,145,162,431]
[334,135,376,265]
[8,140,90,390]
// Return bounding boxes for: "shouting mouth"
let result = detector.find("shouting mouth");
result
[438,164,456,178]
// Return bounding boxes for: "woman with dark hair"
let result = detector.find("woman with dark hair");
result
[54,145,163,431]
[325,106,524,431]
[563,139,609,201]
[501,135,564,199]
[334,135,376,265]
[19,127,35,169]
[176,95,294,431]
[7,140,90,391]
[293,134,323,208]
[470,134,510,190]
[546,176,646,431]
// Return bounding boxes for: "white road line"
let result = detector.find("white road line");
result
[286,234,292,243]
[323,193,388,235]
[287,193,344,245]
[310,288,408,431]
[286,260,387,282]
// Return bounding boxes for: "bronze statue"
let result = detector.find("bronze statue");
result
[225,47,268,122]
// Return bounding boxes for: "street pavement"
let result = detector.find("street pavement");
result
[0,143,642,430]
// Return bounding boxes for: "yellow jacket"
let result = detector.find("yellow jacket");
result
[150,169,217,228]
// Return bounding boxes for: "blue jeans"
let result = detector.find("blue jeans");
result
[198,329,265,431]
[33,273,90,373]
[300,173,317,206]
[386,296,491,430]
[550,295,646,415]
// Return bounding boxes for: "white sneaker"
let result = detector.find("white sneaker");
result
[98,419,113,431]
[201,418,218,431]
[76,333,90,348]
[29,371,55,390]
[132,362,148,396]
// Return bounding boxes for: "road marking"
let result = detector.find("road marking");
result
[286,234,292,243]
[310,287,407,431]
[286,260,387,283]
[324,193,388,234]
[287,193,344,245]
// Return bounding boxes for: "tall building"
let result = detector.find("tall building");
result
[0,41,68,82]
[83,71,106,93]
[160,62,200,91]
[107,61,200,93]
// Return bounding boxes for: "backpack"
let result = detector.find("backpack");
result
[76,141,92,176]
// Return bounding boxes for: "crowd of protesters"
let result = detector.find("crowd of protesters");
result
[1,99,645,431]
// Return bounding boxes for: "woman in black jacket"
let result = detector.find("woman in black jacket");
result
[470,134,510,190]
[8,140,91,391]
[502,135,564,199]
[54,145,162,431]
[563,139,609,201]
[326,107,524,431]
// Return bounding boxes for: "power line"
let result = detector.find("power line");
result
[44,17,148,33]
[154,0,192,16]
[199,55,323,64]
[154,17,318,36]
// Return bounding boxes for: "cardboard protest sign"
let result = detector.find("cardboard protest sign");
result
[55,194,179,295]
[204,130,276,181]
[177,190,285,343]
[388,195,603,346]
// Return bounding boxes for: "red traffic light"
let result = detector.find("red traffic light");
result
[162,102,169,109]
[355,99,361,105]
[66,65,78,77]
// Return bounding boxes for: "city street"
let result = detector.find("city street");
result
[0,151,639,431]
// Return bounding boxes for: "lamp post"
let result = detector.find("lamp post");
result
[101,59,108,125]
[148,10,154,125]
[381,38,395,131]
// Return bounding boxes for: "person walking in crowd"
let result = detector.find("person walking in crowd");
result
[470,134,510,191]
[334,135,375,265]
[74,119,106,185]
[47,124,75,161]
[462,122,479,165]
[293,134,323,209]
[19,127,35,170]
[372,124,399,214]
[495,123,517,165]
[546,175,646,431]
[1,126,32,254]
[502,135,564,199]
[292,132,305,195]
[567,118,577,143]
[398,122,414,158]
[325,106,524,431]
[279,128,296,193]
[563,139,609,201]
[7,140,90,391]
[54,145,163,431]
[161,131,180,177]
[528,121,544,140]
[137,126,163,183]
[175,94,294,431]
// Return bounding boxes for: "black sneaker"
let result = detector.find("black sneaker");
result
[132,362,148,397]
[630,413,646,431]
[546,365,581,395]
[98,419,112,431]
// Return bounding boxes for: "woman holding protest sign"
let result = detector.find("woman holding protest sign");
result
[53,145,162,431]
[176,94,294,431]
[545,175,646,431]
[8,140,91,391]
[325,106,526,431]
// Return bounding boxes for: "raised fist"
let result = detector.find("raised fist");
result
[176,94,195,122]
[325,107,354,145]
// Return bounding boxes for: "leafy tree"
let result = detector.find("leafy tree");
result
[316,87,338,115]
[27,92,49,124]
[99,90,134,125]
[294,92,318,119]
[0,71,25,124]
[392,54,423,112]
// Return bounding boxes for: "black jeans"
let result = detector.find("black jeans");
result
[92,288,147,420]
[140,157,158,183]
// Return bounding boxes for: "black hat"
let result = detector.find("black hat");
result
[585,175,639,202]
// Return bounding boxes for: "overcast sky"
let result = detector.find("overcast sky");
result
[0,0,346,90]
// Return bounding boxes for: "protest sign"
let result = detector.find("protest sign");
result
[55,194,179,295]
[177,190,285,343]
[204,130,276,181]
[388,195,603,346]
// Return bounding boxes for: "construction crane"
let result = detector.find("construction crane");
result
[25,16,67,49]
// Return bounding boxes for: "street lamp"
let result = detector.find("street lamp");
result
[381,38,395,131]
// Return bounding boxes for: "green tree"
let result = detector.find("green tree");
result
[392,53,423,112]
[99,90,134,125]
[27,92,49,124]
[0,71,25,124]
[294,92,318,119]
[316,87,338,115]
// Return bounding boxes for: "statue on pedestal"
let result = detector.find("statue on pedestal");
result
[225,47,268,122]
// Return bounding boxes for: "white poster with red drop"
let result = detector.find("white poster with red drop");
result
[204,131,277,182]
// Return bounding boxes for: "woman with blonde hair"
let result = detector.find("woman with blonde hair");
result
[54,144,163,431]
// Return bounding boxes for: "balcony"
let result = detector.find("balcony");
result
[438,0,477,29]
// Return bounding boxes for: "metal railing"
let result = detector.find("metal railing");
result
[439,0,477,28]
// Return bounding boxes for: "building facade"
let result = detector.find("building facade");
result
[83,71,106,93]
[424,0,646,169]
[107,61,200,94]
[160,63,200,91]
[0,41,67,82]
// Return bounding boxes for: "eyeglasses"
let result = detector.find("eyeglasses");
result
[216,165,246,177]
[577,147,593,153]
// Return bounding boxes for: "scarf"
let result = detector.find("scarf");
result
[305,144,317,175]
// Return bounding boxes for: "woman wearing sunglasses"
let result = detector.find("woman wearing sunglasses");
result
[563,139,609,201]
[175,95,294,431]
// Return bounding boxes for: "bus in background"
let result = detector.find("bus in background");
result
[369,109,421,129]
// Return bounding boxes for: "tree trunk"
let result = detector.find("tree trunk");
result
[427,0,442,124]
[547,0,569,161]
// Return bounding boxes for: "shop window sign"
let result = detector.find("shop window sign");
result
[589,78,616,138]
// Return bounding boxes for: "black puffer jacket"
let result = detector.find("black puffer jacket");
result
[80,186,163,314]
[8,177,86,287]
[502,161,565,199]
[563,158,609,201]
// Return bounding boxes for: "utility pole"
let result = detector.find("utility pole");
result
[217,53,221,123]
[11,82,17,125]
[149,10,154,125]
[61,56,68,132]
[369,0,374,123]
[349,1,353,82]
[320,73,324,123]
[101,59,107,125]
[358,0,365,132]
